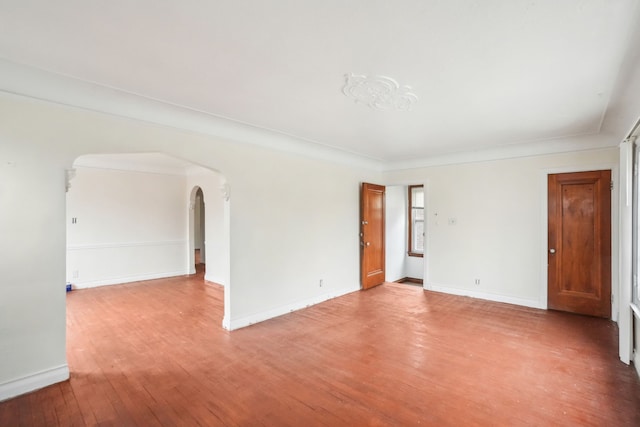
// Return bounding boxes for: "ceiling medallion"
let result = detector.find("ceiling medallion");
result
[342,73,418,111]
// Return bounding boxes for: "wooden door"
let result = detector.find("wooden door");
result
[361,183,385,289]
[548,170,611,318]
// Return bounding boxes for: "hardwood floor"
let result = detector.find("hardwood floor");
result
[1,271,640,426]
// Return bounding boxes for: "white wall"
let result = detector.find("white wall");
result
[225,153,372,325]
[384,148,619,307]
[66,166,189,288]
[0,93,379,400]
[0,145,68,400]
[405,255,424,280]
[0,90,624,401]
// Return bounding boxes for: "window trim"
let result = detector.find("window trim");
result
[408,185,424,258]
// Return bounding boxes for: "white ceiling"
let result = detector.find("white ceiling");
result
[1,1,639,167]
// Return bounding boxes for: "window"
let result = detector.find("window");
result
[408,185,424,257]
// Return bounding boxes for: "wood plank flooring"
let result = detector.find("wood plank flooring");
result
[1,269,640,426]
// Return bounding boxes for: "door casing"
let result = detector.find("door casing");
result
[547,170,611,317]
[540,164,619,320]
[360,182,386,289]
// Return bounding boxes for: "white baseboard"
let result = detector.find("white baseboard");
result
[426,283,543,310]
[0,364,69,402]
[72,270,189,289]
[204,273,225,286]
[228,286,358,331]
[222,315,231,330]
[632,305,640,375]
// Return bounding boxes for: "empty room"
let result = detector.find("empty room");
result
[2,1,640,425]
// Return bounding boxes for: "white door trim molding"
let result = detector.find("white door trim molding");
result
[619,141,634,364]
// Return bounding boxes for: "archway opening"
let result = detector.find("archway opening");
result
[192,187,206,274]
[66,152,230,329]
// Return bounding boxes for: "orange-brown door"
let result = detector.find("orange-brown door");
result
[361,183,385,289]
[548,170,611,318]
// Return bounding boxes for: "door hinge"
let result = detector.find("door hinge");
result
[610,181,614,190]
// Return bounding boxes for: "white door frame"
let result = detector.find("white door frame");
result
[619,141,634,365]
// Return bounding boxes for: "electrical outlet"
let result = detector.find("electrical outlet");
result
[474,279,480,285]
[73,270,79,279]
[319,279,323,287]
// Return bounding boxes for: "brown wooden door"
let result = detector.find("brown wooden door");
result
[361,183,385,289]
[548,170,611,318]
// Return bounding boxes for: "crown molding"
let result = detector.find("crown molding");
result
[382,133,618,172]
[0,58,384,171]
[74,155,189,176]
[0,58,621,173]
[74,154,218,177]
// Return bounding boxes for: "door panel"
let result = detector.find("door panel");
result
[548,170,611,318]
[361,183,385,289]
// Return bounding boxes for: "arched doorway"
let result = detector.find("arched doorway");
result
[191,187,206,274]
[67,152,231,328]
[186,170,231,330]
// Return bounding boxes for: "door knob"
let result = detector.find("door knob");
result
[549,248,556,254]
